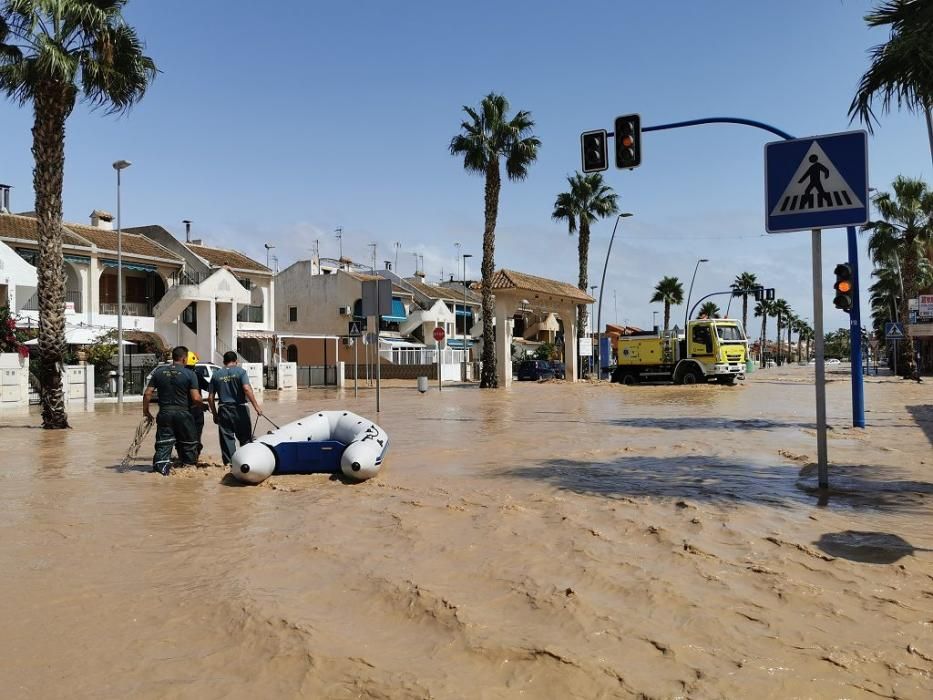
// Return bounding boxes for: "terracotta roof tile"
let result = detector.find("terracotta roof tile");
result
[486,269,594,303]
[187,243,270,273]
[407,279,481,304]
[0,214,183,263]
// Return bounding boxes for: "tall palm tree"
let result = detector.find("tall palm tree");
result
[0,0,156,428]
[731,271,758,334]
[849,0,933,131]
[697,301,721,319]
[650,276,684,331]
[552,172,619,342]
[754,299,776,364]
[786,313,798,363]
[772,299,792,365]
[450,92,540,388]
[862,176,933,375]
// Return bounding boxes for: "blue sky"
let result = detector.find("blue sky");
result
[1,0,929,332]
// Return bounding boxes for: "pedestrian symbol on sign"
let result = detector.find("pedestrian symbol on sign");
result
[348,321,362,338]
[771,141,864,216]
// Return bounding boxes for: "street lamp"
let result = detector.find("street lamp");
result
[113,159,131,406]
[684,258,710,330]
[264,243,275,269]
[462,253,473,381]
[596,212,633,377]
[652,310,659,329]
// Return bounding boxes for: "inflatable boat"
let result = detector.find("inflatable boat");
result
[230,410,389,484]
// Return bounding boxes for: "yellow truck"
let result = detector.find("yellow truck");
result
[611,319,747,386]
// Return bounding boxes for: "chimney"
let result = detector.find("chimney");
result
[0,184,10,213]
[90,210,114,230]
[182,219,192,243]
[384,260,392,271]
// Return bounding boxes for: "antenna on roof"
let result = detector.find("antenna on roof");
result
[182,219,192,243]
[335,226,343,258]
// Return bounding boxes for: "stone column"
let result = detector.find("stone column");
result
[562,304,578,383]
[495,296,513,388]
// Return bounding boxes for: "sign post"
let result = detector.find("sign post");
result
[363,279,393,412]
[885,322,905,377]
[765,130,869,489]
[433,326,446,391]
[348,321,362,398]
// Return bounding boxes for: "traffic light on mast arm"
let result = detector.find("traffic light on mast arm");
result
[580,129,608,172]
[614,114,641,169]
[833,263,854,312]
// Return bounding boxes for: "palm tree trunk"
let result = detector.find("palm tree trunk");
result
[742,295,748,335]
[577,218,589,339]
[663,302,670,332]
[760,313,767,364]
[900,234,918,376]
[787,325,793,364]
[33,84,74,429]
[776,317,782,366]
[479,160,501,388]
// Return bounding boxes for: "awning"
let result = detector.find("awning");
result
[381,297,407,322]
[454,304,474,317]
[380,337,425,348]
[64,254,91,265]
[445,338,475,349]
[237,330,275,340]
[25,327,135,346]
[101,259,157,273]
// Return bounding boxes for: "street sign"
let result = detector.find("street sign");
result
[919,294,933,318]
[362,279,393,317]
[348,321,362,338]
[433,327,445,342]
[885,322,905,340]
[578,337,592,355]
[765,130,868,233]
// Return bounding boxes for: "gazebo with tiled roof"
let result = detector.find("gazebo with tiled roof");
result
[481,268,594,387]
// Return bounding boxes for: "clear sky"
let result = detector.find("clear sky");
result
[1,0,929,333]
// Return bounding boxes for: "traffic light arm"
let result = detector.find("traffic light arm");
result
[610,116,794,141]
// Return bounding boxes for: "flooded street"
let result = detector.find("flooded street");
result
[2,368,931,699]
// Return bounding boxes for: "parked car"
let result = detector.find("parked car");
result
[826,358,841,365]
[145,362,220,401]
[517,359,555,381]
[548,361,566,379]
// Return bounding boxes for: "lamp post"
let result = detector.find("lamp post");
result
[653,310,659,330]
[462,253,472,381]
[264,243,275,269]
[112,159,131,406]
[589,285,598,376]
[596,213,633,378]
[683,258,709,330]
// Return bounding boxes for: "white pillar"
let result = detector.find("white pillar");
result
[495,299,512,388]
[563,305,578,383]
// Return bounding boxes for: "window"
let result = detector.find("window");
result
[288,306,297,323]
[286,344,298,363]
[716,325,744,342]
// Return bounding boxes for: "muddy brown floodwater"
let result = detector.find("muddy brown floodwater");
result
[1,366,932,699]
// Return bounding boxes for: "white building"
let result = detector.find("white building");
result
[0,238,37,312]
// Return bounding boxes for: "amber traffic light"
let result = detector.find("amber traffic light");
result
[833,263,853,312]
[614,114,641,169]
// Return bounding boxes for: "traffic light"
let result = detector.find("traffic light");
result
[766,288,775,301]
[753,287,765,302]
[614,114,641,169]
[833,263,853,312]
[580,130,608,172]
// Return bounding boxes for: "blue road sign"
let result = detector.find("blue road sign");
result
[884,322,905,340]
[765,130,868,233]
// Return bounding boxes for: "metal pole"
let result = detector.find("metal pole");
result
[354,338,358,397]
[683,259,707,330]
[811,229,829,488]
[596,214,629,380]
[376,321,381,412]
[437,333,442,392]
[893,339,898,377]
[926,107,933,171]
[846,225,865,427]
[116,168,123,406]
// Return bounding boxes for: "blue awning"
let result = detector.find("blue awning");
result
[446,338,475,349]
[381,297,407,322]
[101,259,156,272]
[64,254,91,265]
[454,305,474,317]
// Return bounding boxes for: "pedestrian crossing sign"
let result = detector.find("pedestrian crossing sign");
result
[765,130,868,233]
[884,322,905,340]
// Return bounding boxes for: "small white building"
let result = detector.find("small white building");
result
[0,238,37,312]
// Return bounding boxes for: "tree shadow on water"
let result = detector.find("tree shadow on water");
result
[502,456,933,513]
[907,405,933,446]
[814,531,932,564]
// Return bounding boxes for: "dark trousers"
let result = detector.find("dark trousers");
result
[218,403,253,465]
[190,407,205,459]
[154,408,198,470]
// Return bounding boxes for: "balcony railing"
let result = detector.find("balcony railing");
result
[99,302,153,317]
[236,304,264,323]
[21,290,82,313]
[171,270,207,286]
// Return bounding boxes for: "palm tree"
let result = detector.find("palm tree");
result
[862,176,933,375]
[772,299,792,365]
[786,313,798,363]
[552,172,619,343]
[0,1,156,428]
[697,301,721,319]
[650,276,684,331]
[849,0,933,131]
[754,299,775,364]
[731,272,758,334]
[450,92,540,388]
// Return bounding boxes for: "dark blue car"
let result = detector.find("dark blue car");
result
[517,360,555,381]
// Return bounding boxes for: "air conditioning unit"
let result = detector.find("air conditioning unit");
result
[338,306,353,316]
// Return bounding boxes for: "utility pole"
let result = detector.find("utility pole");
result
[335,226,343,259]
[368,243,377,273]
[394,241,401,272]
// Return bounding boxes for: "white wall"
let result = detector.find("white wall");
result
[0,353,29,407]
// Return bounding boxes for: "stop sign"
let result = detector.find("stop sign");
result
[433,327,446,342]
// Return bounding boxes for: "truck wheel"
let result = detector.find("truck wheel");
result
[621,372,637,386]
[717,375,737,386]
[681,369,700,385]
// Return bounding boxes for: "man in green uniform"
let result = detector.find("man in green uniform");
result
[143,346,202,476]
[208,351,263,465]
[185,350,209,461]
